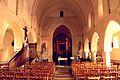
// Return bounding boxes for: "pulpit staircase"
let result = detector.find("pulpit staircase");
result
[8,43,37,67]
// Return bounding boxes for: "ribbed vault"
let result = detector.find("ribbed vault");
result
[32,0,94,34]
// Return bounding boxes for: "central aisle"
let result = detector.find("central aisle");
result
[53,66,74,80]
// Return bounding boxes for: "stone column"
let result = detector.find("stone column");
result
[91,51,97,62]
[85,52,89,59]
[105,50,111,67]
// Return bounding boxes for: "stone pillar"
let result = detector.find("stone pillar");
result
[105,50,111,67]
[85,52,89,59]
[91,51,96,62]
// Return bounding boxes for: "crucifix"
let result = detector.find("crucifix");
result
[23,26,28,43]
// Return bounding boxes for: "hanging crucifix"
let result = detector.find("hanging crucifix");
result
[23,26,28,43]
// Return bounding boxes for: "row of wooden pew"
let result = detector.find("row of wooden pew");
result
[0,62,56,80]
[71,62,120,80]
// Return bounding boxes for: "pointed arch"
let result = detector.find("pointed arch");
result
[104,20,120,52]
[2,27,14,62]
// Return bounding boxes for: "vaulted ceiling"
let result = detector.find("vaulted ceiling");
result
[32,0,94,25]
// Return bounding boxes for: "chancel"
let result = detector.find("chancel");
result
[0,0,120,80]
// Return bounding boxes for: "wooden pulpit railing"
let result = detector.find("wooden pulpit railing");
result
[29,43,37,64]
[8,43,37,67]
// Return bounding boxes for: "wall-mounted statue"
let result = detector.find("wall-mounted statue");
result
[41,42,47,53]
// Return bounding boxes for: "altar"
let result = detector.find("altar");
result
[58,57,68,65]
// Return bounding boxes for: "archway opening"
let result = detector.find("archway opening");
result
[53,25,72,65]
[104,20,120,51]
[104,20,120,67]
[2,27,14,62]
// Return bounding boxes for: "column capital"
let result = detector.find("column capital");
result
[104,48,112,53]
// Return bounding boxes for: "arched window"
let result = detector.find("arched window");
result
[113,36,119,48]
[60,11,64,17]
[98,0,103,17]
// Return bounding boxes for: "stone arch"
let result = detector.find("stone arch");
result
[0,9,24,51]
[104,20,120,67]
[0,18,23,51]
[52,25,72,65]
[104,20,120,52]
[53,25,72,38]
[0,18,9,45]
[40,19,81,61]
[10,22,23,52]
[46,19,79,37]
[47,21,73,61]
[2,27,14,62]
[3,27,14,47]
[0,21,23,62]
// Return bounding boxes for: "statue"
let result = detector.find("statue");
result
[41,42,48,62]
[78,41,83,58]
[23,26,28,43]
[41,42,47,53]
[78,41,81,51]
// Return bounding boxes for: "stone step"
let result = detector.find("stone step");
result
[54,75,74,80]
[55,74,71,77]
[53,65,74,80]
[54,78,74,80]
[55,72,71,75]
[54,76,73,79]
